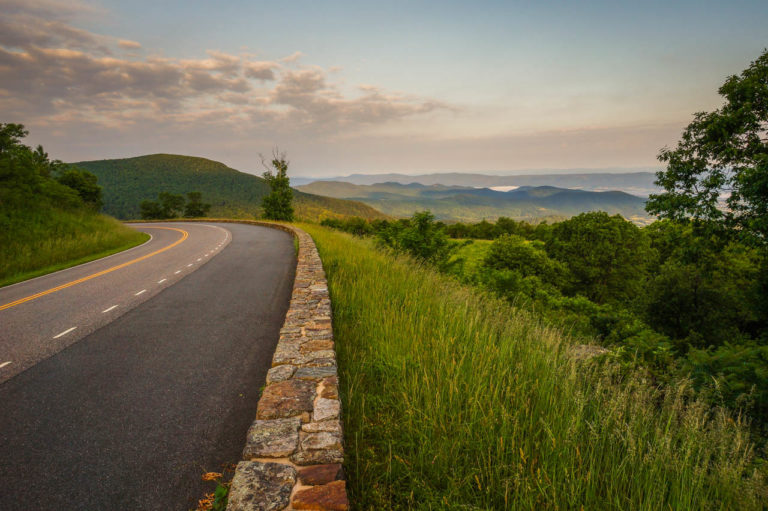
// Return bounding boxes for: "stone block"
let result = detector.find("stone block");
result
[292,480,348,511]
[256,379,315,420]
[226,461,296,511]
[302,420,342,434]
[266,365,295,384]
[243,418,300,458]
[297,463,344,486]
[313,398,340,422]
[300,432,342,451]
[295,366,337,381]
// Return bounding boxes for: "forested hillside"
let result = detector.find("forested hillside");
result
[74,154,387,221]
[0,124,147,285]
[297,180,650,223]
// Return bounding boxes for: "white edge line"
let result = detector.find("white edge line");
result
[53,326,77,339]
[102,305,118,313]
[135,289,147,296]
[0,361,12,369]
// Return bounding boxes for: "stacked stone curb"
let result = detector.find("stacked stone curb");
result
[217,221,348,511]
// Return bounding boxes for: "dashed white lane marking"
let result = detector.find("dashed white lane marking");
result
[102,305,118,313]
[175,270,181,274]
[135,289,147,296]
[187,264,193,267]
[53,327,77,339]
[197,258,202,262]
[158,278,167,284]
[0,361,12,369]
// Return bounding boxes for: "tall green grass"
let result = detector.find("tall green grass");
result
[0,206,148,286]
[301,224,766,510]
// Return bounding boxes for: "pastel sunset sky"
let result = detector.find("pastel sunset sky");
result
[2,0,766,176]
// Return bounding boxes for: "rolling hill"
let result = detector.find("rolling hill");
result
[293,170,661,197]
[72,154,387,221]
[296,181,651,223]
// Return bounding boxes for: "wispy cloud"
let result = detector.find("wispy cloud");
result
[0,0,446,141]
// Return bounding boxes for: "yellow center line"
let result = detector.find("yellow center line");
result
[0,226,189,312]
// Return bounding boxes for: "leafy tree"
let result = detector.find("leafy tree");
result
[378,211,453,266]
[647,49,768,247]
[0,123,27,155]
[140,200,164,220]
[55,168,103,210]
[158,192,185,218]
[545,212,651,304]
[261,150,294,221]
[481,234,570,299]
[643,220,761,349]
[184,191,211,218]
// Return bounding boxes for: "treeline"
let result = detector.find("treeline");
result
[139,191,211,219]
[320,211,768,440]
[0,123,145,283]
[1,123,103,211]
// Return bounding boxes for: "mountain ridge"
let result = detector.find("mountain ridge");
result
[72,154,388,221]
[296,180,651,224]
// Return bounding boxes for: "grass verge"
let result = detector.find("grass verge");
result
[0,209,149,287]
[301,224,767,510]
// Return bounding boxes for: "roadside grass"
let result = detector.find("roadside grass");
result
[301,224,767,510]
[0,208,148,287]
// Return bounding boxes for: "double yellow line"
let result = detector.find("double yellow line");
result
[0,226,188,312]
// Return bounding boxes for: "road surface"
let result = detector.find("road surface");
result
[0,222,296,510]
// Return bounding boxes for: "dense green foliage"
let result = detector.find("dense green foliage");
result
[0,123,147,285]
[260,152,294,221]
[647,49,768,247]
[297,180,651,223]
[302,223,766,509]
[74,154,386,221]
[140,191,211,219]
[320,211,768,442]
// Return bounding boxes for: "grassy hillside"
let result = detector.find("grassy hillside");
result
[0,124,147,287]
[301,224,766,509]
[73,154,387,221]
[0,207,147,286]
[297,180,651,223]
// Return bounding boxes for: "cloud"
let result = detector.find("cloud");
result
[280,51,304,63]
[118,39,141,49]
[0,2,446,140]
[244,60,279,80]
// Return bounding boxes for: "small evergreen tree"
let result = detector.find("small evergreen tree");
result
[261,150,294,221]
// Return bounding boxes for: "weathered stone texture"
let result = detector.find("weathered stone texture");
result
[297,464,344,486]
[226,461,296,511]
[243,418,300,458]
[313,398,340,422]
[292,480,349,511]
[266,364,295,384]
[256,379,315,420]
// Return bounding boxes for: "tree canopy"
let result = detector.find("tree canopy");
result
[647,50,768,246]
[261,150,294,221]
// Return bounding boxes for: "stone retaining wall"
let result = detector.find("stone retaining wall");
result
[222,222,348,511]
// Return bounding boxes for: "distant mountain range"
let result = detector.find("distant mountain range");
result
[73,154,388,221]
[296,181,652,224]
[293,171,662,198]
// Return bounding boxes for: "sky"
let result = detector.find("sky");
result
[1,0,766,177]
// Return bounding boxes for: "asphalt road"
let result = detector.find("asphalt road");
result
[0,222,296,510]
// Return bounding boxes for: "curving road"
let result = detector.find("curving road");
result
[0,222,296,510]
